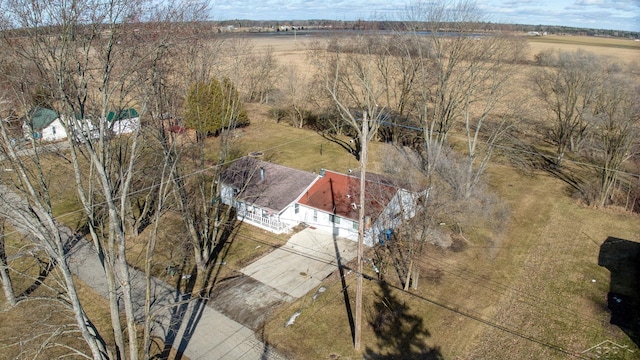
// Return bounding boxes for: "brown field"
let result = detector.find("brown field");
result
[250,33,640,62]
[528,35,640,62]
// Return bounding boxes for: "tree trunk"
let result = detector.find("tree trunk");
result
[0,229,17,307]
[404,260,413,291]
[114,232,139,360]
[59,259,111,360]
[105,259,127,360]
[82,196,127,360]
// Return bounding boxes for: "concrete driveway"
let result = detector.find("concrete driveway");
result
[241,227,358,298]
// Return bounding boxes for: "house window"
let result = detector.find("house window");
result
[294,203,299,214]
[51,126,56,134]
[313,210,317,222]
[330,215,340,225]
[352,220,358,230]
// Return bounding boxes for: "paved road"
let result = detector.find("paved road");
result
[0,184,285,360]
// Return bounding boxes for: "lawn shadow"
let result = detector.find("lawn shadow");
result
[203,217,240,295]
[540,157,587,197]
[598,236,640,347]
[19,224,84,298]
[364,281,443,360]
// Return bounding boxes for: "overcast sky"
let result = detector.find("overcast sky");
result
[211,0,640,32]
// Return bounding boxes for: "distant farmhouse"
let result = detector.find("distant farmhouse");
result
[221,156,423,246]
[107,108,140,135]
[22,107,140,142]
[23,107,67,142]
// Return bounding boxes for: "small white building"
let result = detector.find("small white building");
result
[23,107,67,142]
[107,108,140,135]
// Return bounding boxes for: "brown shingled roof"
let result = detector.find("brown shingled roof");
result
[298,170,397,221]
[221,157,318,213]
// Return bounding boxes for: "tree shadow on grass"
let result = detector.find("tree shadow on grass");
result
[598,236,640,348]
[539,157,587,197]
[364,281,443,360]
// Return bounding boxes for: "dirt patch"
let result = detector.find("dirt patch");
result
[210,276,293,330]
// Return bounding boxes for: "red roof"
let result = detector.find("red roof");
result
[298,170,397,221]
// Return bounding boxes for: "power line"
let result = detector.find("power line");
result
[218,230,599,358]
[175,227,585,359]
[1,122,637,354]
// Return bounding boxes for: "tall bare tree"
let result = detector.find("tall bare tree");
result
[0,115,110,359]
[311,35,387,159]
[531,50,603,166]
[284,64,309,128]
[167,72,246,295]
[401,0,483,175]
[379,0,528,205]
[0,0,208,358]
[588,74,640,207]
[220,39,281,104]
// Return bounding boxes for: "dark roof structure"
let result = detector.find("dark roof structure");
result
[221,157,318,213]
[107,108,139,122]
[298,170,397,221]
[27,107,58,130]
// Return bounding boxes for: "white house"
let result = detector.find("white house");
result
[296,170,421,246]
[107,108,140,135]
[23,107,68,142]
[221,158,423,246]
[220,156,319,234]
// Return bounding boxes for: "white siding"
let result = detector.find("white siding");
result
[296,204,362,243]
[369,189,421,246]
[40,118,68,142]
[111,117,140,134]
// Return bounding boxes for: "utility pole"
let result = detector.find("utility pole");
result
[354,111,368,351]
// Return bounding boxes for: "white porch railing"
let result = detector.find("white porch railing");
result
[237,210,288,233]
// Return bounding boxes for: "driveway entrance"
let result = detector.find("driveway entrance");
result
[241,227,358,298]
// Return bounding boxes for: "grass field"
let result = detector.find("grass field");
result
[245,117,640,359]
[1,33,638,359]
[165,93,640,358]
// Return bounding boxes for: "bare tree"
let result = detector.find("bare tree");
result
[244,46,282,104]
[372,34,421,118]
[0,116,110,359]
[456,35,526,198]
[531,50,603,166]
[402,0,487,176]
[382,0,530,203]
[0,217,17,307]
[0,0,208,358]
[220,39,281,104]
[167,72,246,294]
[284,64,309,128]
[311,34,388,159]
[587,74,640,207]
